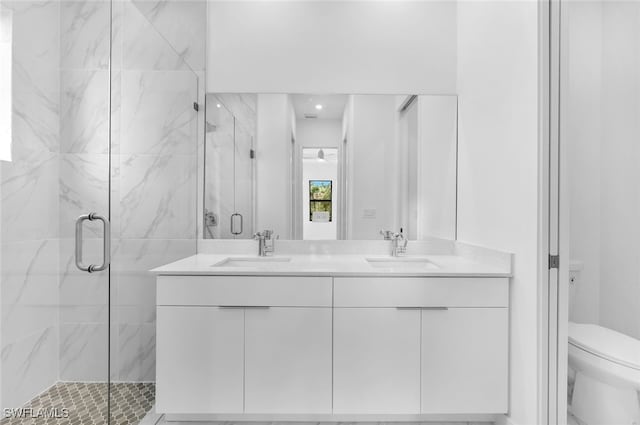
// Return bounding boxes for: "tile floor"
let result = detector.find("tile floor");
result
[0,382,155,425]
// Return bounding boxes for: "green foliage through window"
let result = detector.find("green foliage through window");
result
[309,180,332,221]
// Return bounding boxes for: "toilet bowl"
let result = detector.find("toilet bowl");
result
[568,322,640,425]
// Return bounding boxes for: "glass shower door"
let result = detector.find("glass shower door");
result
[0,0,113,422]
[109,0,199,423]
[0,0,199,422]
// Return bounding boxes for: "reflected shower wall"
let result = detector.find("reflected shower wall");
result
[205,93,256,239]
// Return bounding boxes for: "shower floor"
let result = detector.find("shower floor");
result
[0,382,155,425]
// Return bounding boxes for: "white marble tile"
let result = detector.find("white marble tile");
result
[1,326,58,409]
[131,0,206,72]
[122,0,192,72]
[58,238,110,323]
[60,0,110,70]
[59,323,108,382]
[113,238,195,324]
[196,70,205,241]
[119,154,197,239]
[8,0,59,73]
[214,93,257,134]
[1,239,59,346]
[120,70,197,155]
[60,70,110,154]
[110,68,123,156]
[7,1,59,158]
[59,153,110,238]
[204,96,236,239]
[1,152,59,241]
[11,65,60,158]
[117,323,155,382]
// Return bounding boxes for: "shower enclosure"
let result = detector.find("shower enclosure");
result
[204,94,255,239]
[0,0,202,423]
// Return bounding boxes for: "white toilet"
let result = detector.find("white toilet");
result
[568,321,640,424]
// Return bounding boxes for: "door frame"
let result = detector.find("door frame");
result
[540,0,568,424]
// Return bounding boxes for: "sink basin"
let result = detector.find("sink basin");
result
[212,257,292,268]
[365,257,438,270]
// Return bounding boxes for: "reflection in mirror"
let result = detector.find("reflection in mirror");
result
[204,94,457,241]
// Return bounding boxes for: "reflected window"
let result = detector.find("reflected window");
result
[309,180,332,222]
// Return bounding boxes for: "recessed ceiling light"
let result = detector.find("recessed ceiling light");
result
[315,104,323,110]
[216,103,221,108]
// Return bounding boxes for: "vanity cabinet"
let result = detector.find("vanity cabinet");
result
[333,277,509,415]
[421,307,508,413]
[156,306,244,414]
[244,307,332,413]
[333,308,421,414]
[156,275,333,415]
[156,274,509,418]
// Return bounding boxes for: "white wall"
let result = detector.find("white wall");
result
[255,94,292,238]
[598,1,640,340]
[565,1,640,341]
[296,120,342,240]
[296,119,342,149]
[346,95,398,240]
[416,96,458,240]
[456,2,540,425]
[565,1,602,325]
[207,1,457,94]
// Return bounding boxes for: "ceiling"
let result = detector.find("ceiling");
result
[291,94,349,120]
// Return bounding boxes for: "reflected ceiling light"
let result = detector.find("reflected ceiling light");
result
[315,104,323,110]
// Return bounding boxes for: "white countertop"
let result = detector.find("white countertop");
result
[151,254,512,277]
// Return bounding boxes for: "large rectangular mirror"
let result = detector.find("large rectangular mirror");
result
[204,93,457,240]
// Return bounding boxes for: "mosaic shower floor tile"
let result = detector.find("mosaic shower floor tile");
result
[1,382,154,425]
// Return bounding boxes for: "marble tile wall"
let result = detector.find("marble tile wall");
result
[58,0,203,383]
[0,0,61,410]
[1,0,204,408]
[108,0,203,383]
[57,0,112,384]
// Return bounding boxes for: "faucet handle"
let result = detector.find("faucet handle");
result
[254,230,274,240]
[380,229,393,240]
[265,233,278,254]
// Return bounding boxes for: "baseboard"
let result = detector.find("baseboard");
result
[495,414,517,425]
[163,413,500,422]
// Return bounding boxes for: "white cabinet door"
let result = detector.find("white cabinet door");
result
[156,306,244,414]
[244,307,332,414]
[421,307,508,413]
[333,308,421,414]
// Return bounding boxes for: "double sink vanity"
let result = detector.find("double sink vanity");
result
[152,239,512,421]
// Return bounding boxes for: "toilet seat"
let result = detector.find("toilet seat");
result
[568,322,640,371]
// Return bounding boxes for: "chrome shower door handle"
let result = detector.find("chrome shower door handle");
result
[230,213,243,235]
[75,212,111,273]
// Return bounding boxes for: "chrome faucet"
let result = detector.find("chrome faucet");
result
[380,228,407,256]
[391,229,408,257]
[253,230,277,256]
[379,229,394,240]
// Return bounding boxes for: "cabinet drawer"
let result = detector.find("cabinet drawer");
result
[334,277,508,307]
[157,275,332,307]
